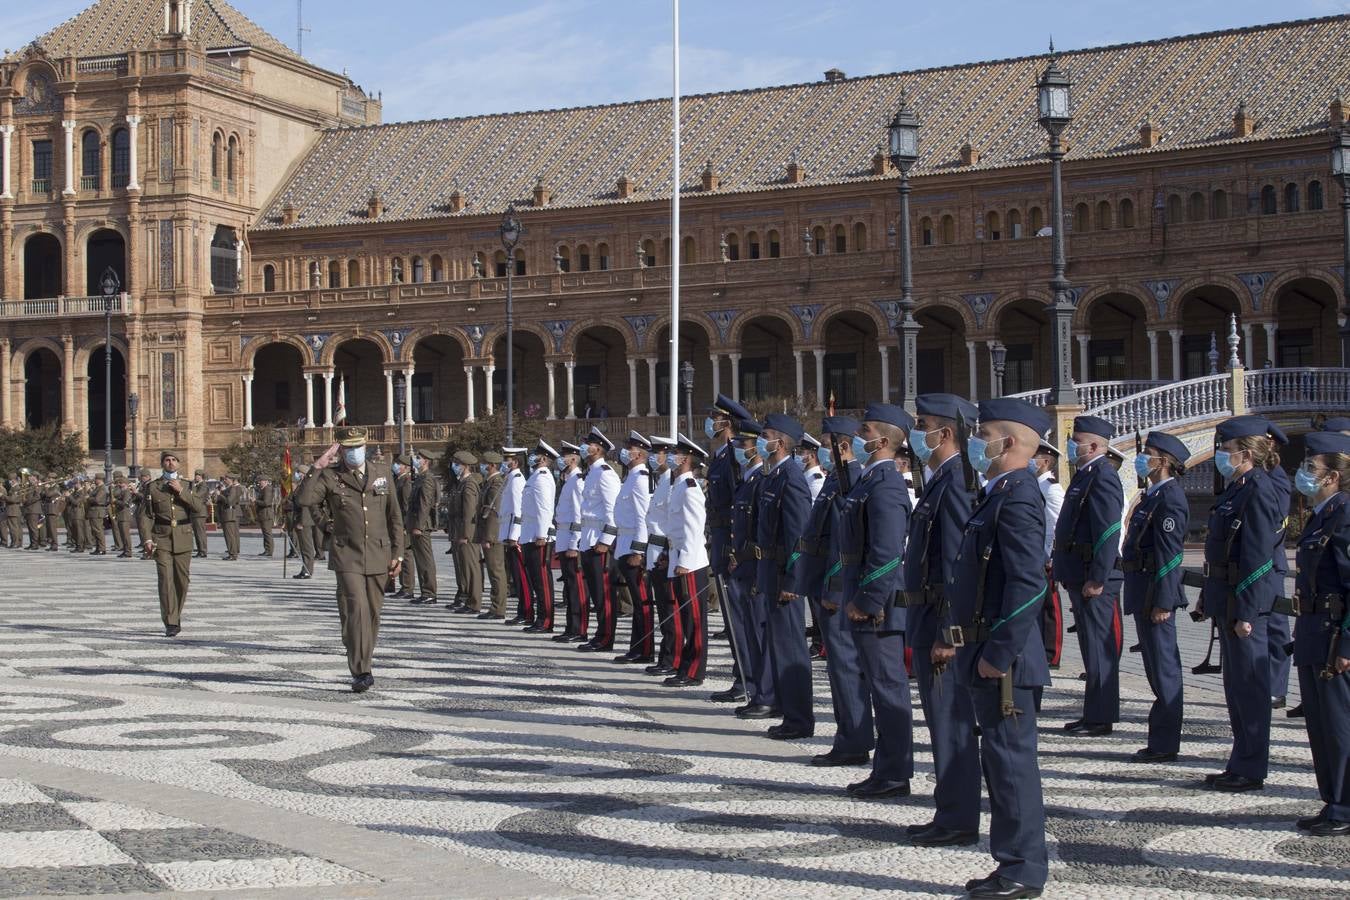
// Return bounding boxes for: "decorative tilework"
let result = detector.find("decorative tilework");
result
[623,316,654,351]
[158,221,174,291]
[541,320,572,354]
[160,353,176,420]
[963,293,994,329]
[1237,272,1275,312]
[874,300,902,330]
[790,304,823,341]
[705,310,738,344]
[380,329,411,356]
[1143,279,1182,318]
[158,118,174,182]
[303,333,332,357]
[463,325,486,357]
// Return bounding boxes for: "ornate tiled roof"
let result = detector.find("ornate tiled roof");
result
[256,14,1350,231]
[9,0,302,63]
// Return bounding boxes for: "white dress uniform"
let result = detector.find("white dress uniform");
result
[498,468,525,543]
[579,462,620,551]
[555,468,584,553]
[519,462,558,631]
[553,464,587,638]
[1038,471,1064,563]
[614,462,651,558]
[646,469,672,571]
[520,467,556,543]
[805,465,826,503]
[667,474,709,576]
[667,467,711,682]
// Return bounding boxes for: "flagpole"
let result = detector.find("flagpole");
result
[668,0,681,439]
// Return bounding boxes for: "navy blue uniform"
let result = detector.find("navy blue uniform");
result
[1052,454,1125,725]
[1201,466,1283,781]
[756,456,813,734]
[837,460,912,782]
[1293,492,1350,823]
[788,459,872,756]
[902,454,979,831]
[1121,476,1189,755]
[947,466,1049,889]
[1266,465,1293,702]
[727,463,771,707]
[706,442,736,577]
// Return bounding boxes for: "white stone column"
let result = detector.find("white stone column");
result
[484,365,496,414]
[322,370,334,427]
[544,363,556,420]
[1147,330,1160,380]
[62,120,76,196]
[730,353,743,402]
[1241,322,1254,369]
[1077,334,1091,383]
[966,341,978,401]
[1168,328,1182,380]
[812,349,825,403]
[565,361,576,420]
[125,116,141,190]
[303,373,314,428]
[0,125,13,199]
[646,357,658,417]
[463,366,476,422]
[404,366,415,424]
[1265,322,1278,367]
[627,358,639,416]
[793,350,804,399]
[878,344,891,402]
[711,354,722,400]
[242,375,254,429]
[384,370,395,426]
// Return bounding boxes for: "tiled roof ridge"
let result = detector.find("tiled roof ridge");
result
[320,12,1350,136]
[199,0,300,57]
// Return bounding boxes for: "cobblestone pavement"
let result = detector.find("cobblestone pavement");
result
[0,535,1342,898]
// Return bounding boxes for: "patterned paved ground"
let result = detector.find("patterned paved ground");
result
[0,534,1343,898]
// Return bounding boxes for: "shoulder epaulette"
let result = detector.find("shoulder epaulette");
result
[600,464,611,471]
[686,478,697,487]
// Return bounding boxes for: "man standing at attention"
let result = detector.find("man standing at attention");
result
[145,451,206,636]
[255,476,279,558]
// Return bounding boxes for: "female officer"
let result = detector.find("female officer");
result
[1290,430,1350,836]
[1121,432,1190,763]
[1200,416,1284,792]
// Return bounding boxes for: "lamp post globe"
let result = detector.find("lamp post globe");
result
[1333,127,1350,367]
[887,90,921,413]
[500,205,525,446]
[1037,46,1078,407]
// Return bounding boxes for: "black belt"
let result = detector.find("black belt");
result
[839,553,862,565]
[630,541,648,553]
[1203,561,1241,587]
[1275,593,1345,617]
[942,620,992,647]
[708,515,731,529]
[750,543,787,562]
[567,523,581,533]
[895,586,943,608]
[795,537,821,557]
[1119,557,1153,574]
[153,516,184,526]
[649,536,669,549]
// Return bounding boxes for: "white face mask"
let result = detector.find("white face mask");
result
[343,447,366,468]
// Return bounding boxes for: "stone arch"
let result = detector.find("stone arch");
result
[480,321,556,362]
[563,317,638,357]
[1079,291,1152,381]
[17,340,64,430]
[733,314,797,402]
[1262,269,1341,317]
[10,337,65,383]
[1074,283,1158,331]
[819,307,883,407]
[250,341,308,429]
[398,325,470,363]
[645,314,717,354]
[1169,274,1255,321]
[328,337,388,426]
[1174,281,1244,379]
[918,295,979,335]
[73,334,130,374]
[650,319,716,414]
[570,323,630,417]
[241,333,314,370]
[409,332,468,422]
[815,301,890,342]
[318,330,394,367]
[993,297,1052,395]
[915,303,970,397]
[1266,274,1341,367]
[23,231,64,299]
[727,307,801,347]
[983,287,1054,338]
[85,343,127,451]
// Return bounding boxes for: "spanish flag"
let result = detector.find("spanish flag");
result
[281,447,293,498]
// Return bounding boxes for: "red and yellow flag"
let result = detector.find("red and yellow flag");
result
[280,447,293,497]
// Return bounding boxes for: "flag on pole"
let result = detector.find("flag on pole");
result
[280,447,293,498]
[334,375,348,424]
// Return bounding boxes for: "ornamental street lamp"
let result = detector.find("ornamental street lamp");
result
[888,89,921,413]
[127,392,140,479]
[1037,46,1077,406]
[681,360,695,439]
[991,342,1008,398]
[1332,127,1350,366]
[500,205,524,446]
[99,266,120,485]
[394,375,407,458]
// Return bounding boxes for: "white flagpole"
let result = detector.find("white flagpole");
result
[668,0,681,440]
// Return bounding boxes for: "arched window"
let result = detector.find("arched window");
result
[746,231,760,259]
[940,215,956,244]
[1284,183,1300,213]
[642,239,657,268]
[1029,207,1045,234]
[1166,194,1183,224]
[390,257,405,283]
[1118,198,1135,228]
[81,130,101,191]
[852,221,866,251]
[226,135,238,190]
[597,242,610,270]
[682,235,697,264]
[1212,190,1229,219]
[111,129,130,188]
[555,246,570,272]
[411,256,425,283]
[985,211,1001,240]
[1260,185,1277,215]
[767,230,781,258]
[920,217,934,246]
[493,250,507,277]
[1308,181,1324,211]
[328,260,341,288]
[726,232,740,261]
[1096,200,1111,230]
[514,248,526,276]
[430,254,444,281]
[812,225,826,254]
[348,259,361,286]
[210,133,222,186]
[1007,209,1023,239]
[1074,202,1090,233]
[1188,192,1206,222]
[833,224,847,253]
[577,244,591,271]
[262,264,276,292]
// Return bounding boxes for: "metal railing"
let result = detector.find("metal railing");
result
[1005,379,1166,409]
[1245,367,1350,414]
[30,178,50,193]
[0,294,130,319]
[1085,373,1232,433]
[80,175,100,191]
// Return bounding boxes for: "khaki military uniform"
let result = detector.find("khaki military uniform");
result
[476,471,508,617]
[87,482,110,554]
[256,483,279,556]
[2,480,22,547]
[72,487,90,550]
[408,468,441,598]
[41,485,62,550]
[22,482,44,548]
[445,476,464,600]
[147,475,205,628]
[217,482,243,558]
[61,489,79,548]
[292,495,317,573]
[190,478,210,556]
[456,472,483,609]
[135,478,153,555]
[113,482,135,556]
[295,460,404,678]
[395,471,417,593]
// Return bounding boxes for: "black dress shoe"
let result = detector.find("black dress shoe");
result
[523,625,543,633]
[1065,720,1113,736]
[164,625,181,637]
[612,652,643,664]
[505,616,527,626]
[710,687,747,703]
[551,632,576,643]
[910,824,978,847]
[663,675,702,687]
[1286,702,1305,718]
[476,612,504,620]
[1203,771,1232,785]
[1296,812,1327,831]
[577,642,607,652]
[735,703,778,719]
[1211,773,1264,792]
[534,627,554,635]
[810,750,869,768]
[1131,748,1178,763]
[848,778,909,799]
[767,725,814,741]
[964,874,1042,898]
[645,664,677,676]
[1307,819,1350,837]
[906,820,936,837]
[352,674,373,694]
[1271,695,1286,710]
[711,628,729,640]
[291,571,311,580]
[418,596,438,605]
[809,644,825,660]
[566,634,589,643]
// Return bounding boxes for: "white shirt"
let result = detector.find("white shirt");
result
[805,466,826,502]
[497,468,525,542]
[667,471,709,576]
[553,468,584,553]
[614,461,652,558]
[579,459,621,550]
[646,469,673,570]
[519,466,556,543]
[1038,471,1064,562]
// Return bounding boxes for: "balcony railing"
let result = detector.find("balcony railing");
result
[30,178,50,193]
[1245,367,1350,414]
[0,293,132,319]
[111,172,129,189]
[80,175,100,191]
[1086,374,1233,434]
[1005,380,1166,410]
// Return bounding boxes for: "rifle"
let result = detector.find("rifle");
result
[1135,430,1147,491]
[1321,617,1345,680]
[955,410,978,494]
[830,434,852,497]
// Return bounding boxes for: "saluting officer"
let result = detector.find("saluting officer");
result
[902,395,980,844]
[1053,415,1125,736]
[553,441,588,640]
[500,447,532,626]
[1202,415,1286,792]
[1121,432,1191,763]
[189,470,210,558]
[791,416,871,767]
[296,427,405,693]
[1290,430,1350,836]
[615,432,655,664]
[449,451,483,614]
[521,440,559,634]
[758,413,814,740]
[664,433,710,686]
[255,477,279,557]
[145,451,206,636]
[643,436,677,670]
[941,398,1050,900]
[407,450,441,604]
[476,452,509,620]
[719,420,769,708]
[578,427,621,652]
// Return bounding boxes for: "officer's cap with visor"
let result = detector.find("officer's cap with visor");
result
[735,418,763,439]
[1036,438,1061,458]
[862,403,915,433]
[1322,416,1350,434]
[1306,431,1350,457]
[584,427,614,452]
[1145,431,1190,465]
[978,398,1053,437]
[337,426,367,447]
[1073,415,1114,440]
[1215,415,1277,443]
[536,439,561,460]
[626,431,652,451]
[559,440,583,456]
[647,435,676,451]
[915,393,978,425]
[708,393,752,424]
[762,413,804,443]
[822,416,861,437]
[452,450,478,466]
[798,432,822,451]
[675,433,709,460]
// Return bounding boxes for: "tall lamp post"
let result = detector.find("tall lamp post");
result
[680,360,695,439]
[991,342,1008,398]
[99,267,120,485]
[394,375,406,458]
[500,205,524,446]
[887,90,921,413]
[1332,127,1350,367]
[1037,48,1077,406]
[127,392,140,478]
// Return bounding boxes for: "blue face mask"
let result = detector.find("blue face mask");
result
[498,462,509,475]
[734,446,751,467]
[967,436,1003,475]
[1214,450,1235,479]
[343,447,366,468]
[755,436,772,459]
[164,470,180,480]
[704,417,717,440]
[619,448,631,466]
[528,454,540,468]
[478,463,489,476]
[555,457,568,472]
[1066,440,1080,465]
[1295,466,1323,498]
[391,462,402,476]
[1027,459,1040,476]
[1134,454,1153,480]
[850,436,867,461]
[790,453,805,469]
[909,428,933,464]
[817,446,834,471]
[451,462,464,478]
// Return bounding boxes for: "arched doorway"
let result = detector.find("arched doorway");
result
[251,343,305,427]
[411,335,466,422]
[86,229,126,296]
[652,322,713,417]
[24,348,63,428]
[490,331,549,417]
[915,306,968,397]
[87,346,127,450]
[735,315,795,403]
[1084,292,1149,381]
[1177,285,1241,379]
[572,325,628,418]
[820,310,881,408]
[994,299,1050,395]
[1271,278,1339,367]
[24,234,62,299]
[331,339,385,425]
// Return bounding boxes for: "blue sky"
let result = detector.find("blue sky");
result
[4,0,1349,122]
